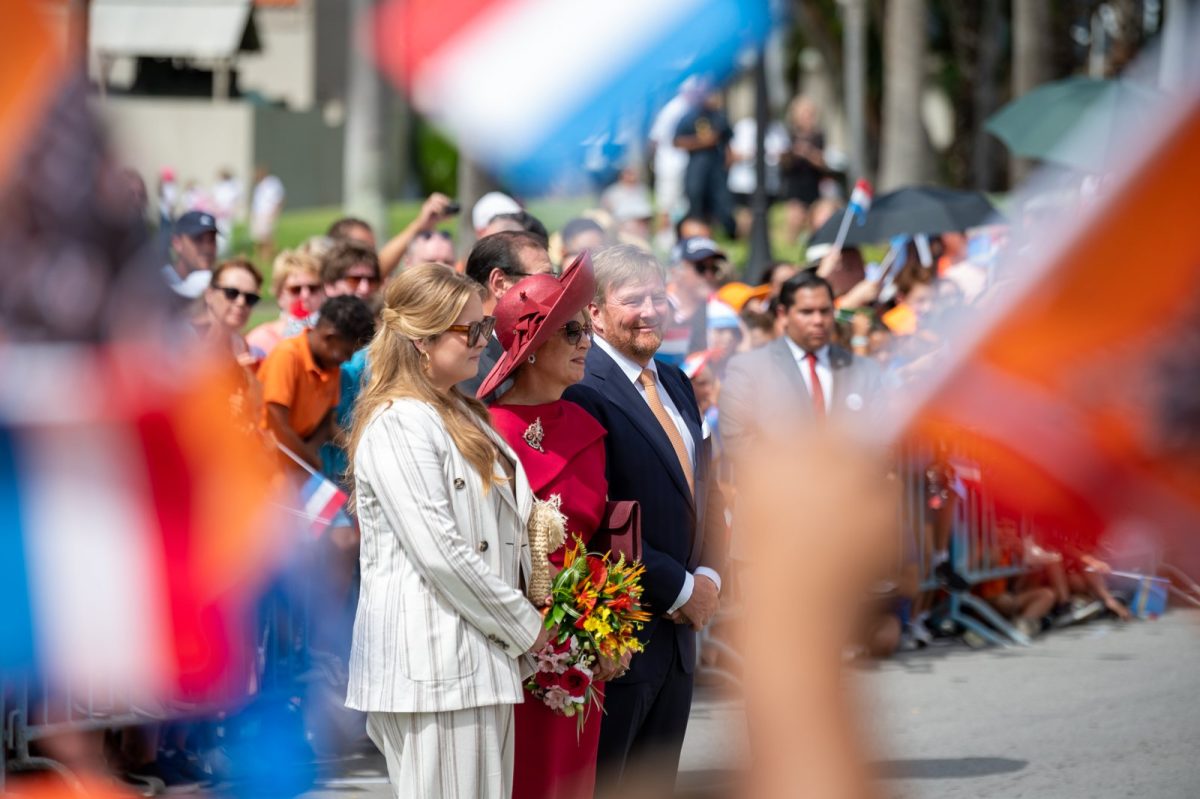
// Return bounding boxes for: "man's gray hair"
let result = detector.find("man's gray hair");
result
[591,244,665,304]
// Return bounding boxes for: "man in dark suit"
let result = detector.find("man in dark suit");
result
[719,270,883,464]
[564,244,727,794]
[459,230,554,398]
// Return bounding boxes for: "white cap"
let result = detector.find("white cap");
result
[472,191,522,231]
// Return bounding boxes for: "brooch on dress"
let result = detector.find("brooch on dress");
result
[523,417,545,452]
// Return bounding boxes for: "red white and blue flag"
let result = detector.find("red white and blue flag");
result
[847,179,874,223]
[299,471,349,538]
[374,0,774,191]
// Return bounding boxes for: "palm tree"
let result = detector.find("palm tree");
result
[878,0,931,190]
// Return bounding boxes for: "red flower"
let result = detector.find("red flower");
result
[561,667,591,698]
[535,671,561,690]
[607,594,633,612]
[586,556,608,587]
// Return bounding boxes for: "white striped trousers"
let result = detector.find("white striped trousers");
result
[366,705,515,799]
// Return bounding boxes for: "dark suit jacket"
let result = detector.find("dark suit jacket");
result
[457,335,505,401]
[564,344,727,681]
[719,338,883,465]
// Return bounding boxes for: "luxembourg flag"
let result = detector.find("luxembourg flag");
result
[374,0,774,191]
[848,179,874,223]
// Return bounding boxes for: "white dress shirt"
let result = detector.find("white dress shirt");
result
[595,336,721,611]
[784,336,833,410]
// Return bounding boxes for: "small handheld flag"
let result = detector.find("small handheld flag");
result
[276,443,349,537]
[833,179,874,251]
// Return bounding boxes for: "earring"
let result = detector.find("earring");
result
[527,354,536,364]
[420,349,432,375]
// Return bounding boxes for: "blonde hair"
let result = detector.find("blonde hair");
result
[270,249,322,299]
[344,264,500,499]
[592,243,664,304]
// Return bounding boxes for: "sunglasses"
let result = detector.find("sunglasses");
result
[445,316,496,348]
[562,320,593,347]
[217,286,261,307]
[416,230,453,241]
[694,259,722,276]
[283,282,322,295]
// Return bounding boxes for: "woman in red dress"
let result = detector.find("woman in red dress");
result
[478,253,626,799]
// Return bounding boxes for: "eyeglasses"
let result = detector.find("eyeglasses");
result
[445,316,496,348]
[283,282,322,295]
[217,286,261,307]
[562,320,593,347]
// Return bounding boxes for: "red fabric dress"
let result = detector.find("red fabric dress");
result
[490,400,608,799]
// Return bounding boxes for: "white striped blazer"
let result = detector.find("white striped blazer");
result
[345,398,544,713]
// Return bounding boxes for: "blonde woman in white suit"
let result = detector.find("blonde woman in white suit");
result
[344,264,552,798]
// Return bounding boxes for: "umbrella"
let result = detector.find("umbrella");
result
[985,76,1161,173]
[809,186,1001,247]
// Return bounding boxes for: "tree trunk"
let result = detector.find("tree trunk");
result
[456,158,501,253]
[877,0,929,191]
[1010,0,1051,185]
[841,0,870,185]
[343,0,387,236]
[972,0,1004,190]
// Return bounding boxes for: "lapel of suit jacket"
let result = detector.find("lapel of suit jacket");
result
[770,337,812,413]
[829,344,853,415]
[588,346,695,507]
[479,421,532,523]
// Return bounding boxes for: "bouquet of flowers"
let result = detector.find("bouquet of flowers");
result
[526,537,650,732]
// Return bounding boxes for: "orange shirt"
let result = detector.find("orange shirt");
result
[257,332,340,439]
[882,303,917,336]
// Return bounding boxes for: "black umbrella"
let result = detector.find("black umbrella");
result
[809,186,1001,247]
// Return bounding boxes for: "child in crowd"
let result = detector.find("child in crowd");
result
[257,295,375,473]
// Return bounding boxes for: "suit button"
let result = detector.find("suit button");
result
[454,477,466,489]
[478,540,489,552]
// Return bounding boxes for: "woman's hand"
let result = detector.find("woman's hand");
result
[527,623,557,655]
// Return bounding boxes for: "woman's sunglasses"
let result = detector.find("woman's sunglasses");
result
[445,316,496,348]
[562,320,593,347]
[283,282,322,296]
[217,286,261,307]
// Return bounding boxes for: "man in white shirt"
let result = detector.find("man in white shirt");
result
[563,244,726,795]
[162,211,218,301]
[250,166,285,263]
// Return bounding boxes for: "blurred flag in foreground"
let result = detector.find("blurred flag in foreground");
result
[374,0,773,191]
[0,0,283,703]
[0,350,280,701]
[900,88,1200,556]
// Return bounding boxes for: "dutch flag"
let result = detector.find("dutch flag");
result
[848,179,874,224]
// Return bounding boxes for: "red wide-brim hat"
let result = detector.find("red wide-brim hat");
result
[477,252,596,400]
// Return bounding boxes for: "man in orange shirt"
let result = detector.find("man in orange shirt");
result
[258,295,375,472]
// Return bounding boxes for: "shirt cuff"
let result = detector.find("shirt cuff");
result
[668,571,694,614]
[695,566,722,594]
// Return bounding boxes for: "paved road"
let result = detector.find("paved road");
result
[305,610,1200,798]
[858,609,1200,798]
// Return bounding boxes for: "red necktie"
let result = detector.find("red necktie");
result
[805,351,826,418]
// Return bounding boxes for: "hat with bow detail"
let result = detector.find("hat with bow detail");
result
[477,252,596,400]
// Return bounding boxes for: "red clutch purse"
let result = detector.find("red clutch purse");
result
[589,500,642,562]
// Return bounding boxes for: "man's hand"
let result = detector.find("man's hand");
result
[675,574,720,631]
[417,192,454,231]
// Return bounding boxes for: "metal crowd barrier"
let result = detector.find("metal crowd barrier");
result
[900,443,1041,647]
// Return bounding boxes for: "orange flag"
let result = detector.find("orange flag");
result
[0,0,63,186]
[905,96,1200,550]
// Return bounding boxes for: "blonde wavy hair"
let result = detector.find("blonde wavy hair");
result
[344,264,500,499]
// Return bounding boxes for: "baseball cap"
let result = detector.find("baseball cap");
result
[716,281,771,311]
[472,191,522,231]
[174,210,218,238]
[673,236,725,264]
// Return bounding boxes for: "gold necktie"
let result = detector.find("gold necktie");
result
[638,368,694,492]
